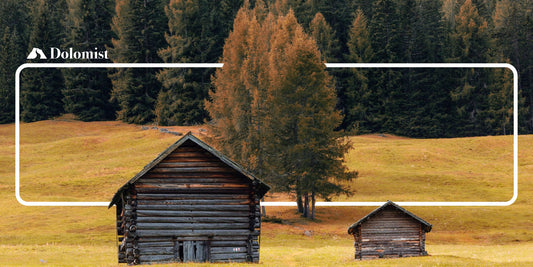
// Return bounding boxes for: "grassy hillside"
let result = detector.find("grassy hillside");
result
[0,119,531,266]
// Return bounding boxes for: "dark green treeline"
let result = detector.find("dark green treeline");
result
[0,0,531,137]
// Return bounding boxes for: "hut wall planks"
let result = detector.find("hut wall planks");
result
[112,135,268,265]
[348,201,431,260]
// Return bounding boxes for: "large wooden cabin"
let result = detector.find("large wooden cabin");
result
[347,201,432,260]
[109,133,270,265]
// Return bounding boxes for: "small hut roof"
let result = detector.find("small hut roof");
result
[109,132,270,208]
[347,200,432,234]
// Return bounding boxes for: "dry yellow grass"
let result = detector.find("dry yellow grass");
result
[0,119,532,265]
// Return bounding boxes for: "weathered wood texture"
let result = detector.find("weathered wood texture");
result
[349,203,431,260]
[113,138,266,265]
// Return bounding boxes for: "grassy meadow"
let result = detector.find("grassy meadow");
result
[0,118,532,266]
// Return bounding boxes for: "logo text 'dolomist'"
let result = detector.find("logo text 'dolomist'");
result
[50,47,107,60]
[27,47,108,60]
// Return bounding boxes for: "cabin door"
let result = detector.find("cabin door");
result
[179,240,209,262]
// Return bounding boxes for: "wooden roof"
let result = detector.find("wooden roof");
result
[109,132,270,208]
[347,200,432,234]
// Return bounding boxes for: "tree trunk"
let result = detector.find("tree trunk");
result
[311,191,316,220]
[296,192,303,214]
[303,194,310,218]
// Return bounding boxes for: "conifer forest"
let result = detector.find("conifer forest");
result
[1,0,531,136]
[0,0,531,216]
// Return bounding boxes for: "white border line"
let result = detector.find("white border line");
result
[15,63,518,207]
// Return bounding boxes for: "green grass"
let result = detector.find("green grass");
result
[0,119,532,265]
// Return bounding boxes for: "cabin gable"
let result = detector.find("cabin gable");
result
[348,201,431,260]
[110,133,269,265]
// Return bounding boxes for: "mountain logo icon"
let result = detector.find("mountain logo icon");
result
[27,48,47,59]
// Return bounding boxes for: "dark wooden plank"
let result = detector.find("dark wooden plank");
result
[135,183,249,189]
[137,210,250,217]
[134,187,250,194]
[137,222,250,230]
[137,241,174,247]
[210,247,247,254]
[196,241,207,262]
[364,220,420,227]
[361,238,420,243]
[183,241,195,262]
[209,252,248,261]
[209,241,248,247]
[137,199,251,205]
[143,172,239,179]
[165,152,215,158]
[136,204,250,211]
[160,157,219,163]
[138,255,175,263]
[173,146,205,152]
[136,229,258,237]
[361,229,421,235]
[136,216,250,223]
[139,246,174,255]
[137,237,173,243]
[149,167,238,173]
[138,178,248,184]
[156,162,226,168]
[136,193,249,200]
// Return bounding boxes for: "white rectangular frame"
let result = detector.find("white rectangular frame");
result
[15,63,518,207]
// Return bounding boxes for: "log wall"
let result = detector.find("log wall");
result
[117,141,262,264]
[353,206,427,259]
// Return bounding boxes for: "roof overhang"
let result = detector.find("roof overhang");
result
[347,200,432,234]
[109,132,270,208]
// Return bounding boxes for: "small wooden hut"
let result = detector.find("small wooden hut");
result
[347,201,432,260]
[109,132,270,265]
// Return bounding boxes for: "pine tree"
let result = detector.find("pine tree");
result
[449,0,491,136]
[397,0,456,137]
[62,0,116,121]
[108,0,168,124]
[156,0,242,126]
[493,0,532,134]
[343,9,374,132]
[266,11,356,219]
[208,7,357,219]
[0,27,25,123]
[368,0,402,133]
[0,0,29,123]
[0,0,30,41]
[486,65,514,135]
[308,12,339,63]
[206,3,273,175]
[21,0,66,122]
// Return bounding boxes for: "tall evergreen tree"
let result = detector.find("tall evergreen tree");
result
[308,12,339,63]
[108,0,168,124]
[62,0,116,121]
[0,0,29,123]
[21,0,66,122]
[367,0,403,133]
[449,0,491,136]
[493,0,532,133]
[0,0,30,45]
[397,0,455,137]
[206,2,273,175]
[343,8,374,132]
[208,6,356,219]
[266,11,357,219]
[0,27,25,123]
[486,65,514,135]
[156,0,242,126]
